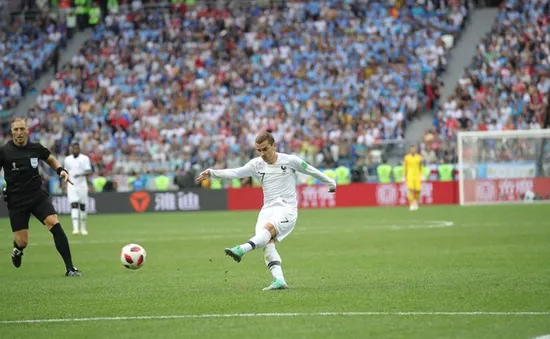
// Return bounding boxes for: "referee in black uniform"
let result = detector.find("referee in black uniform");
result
[1,118,81,276]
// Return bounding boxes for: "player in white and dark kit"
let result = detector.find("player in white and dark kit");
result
[196,132,336,290]
[63,142,92,235]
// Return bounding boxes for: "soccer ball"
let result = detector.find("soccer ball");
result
[120,244,147,270]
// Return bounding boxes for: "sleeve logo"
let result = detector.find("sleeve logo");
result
[300,161,308,170]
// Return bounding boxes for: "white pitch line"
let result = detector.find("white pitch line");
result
[0,220,459,248]
[0,234,234,248]
[1,311,549,325]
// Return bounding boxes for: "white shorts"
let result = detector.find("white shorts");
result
[67,184,88,205]
[255,205,298,242]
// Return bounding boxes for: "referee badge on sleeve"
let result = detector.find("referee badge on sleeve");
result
[30,158,38,168]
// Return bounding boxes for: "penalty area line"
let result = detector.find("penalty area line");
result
[1,311,550,324]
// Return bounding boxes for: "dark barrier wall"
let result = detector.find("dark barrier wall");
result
[0,189,228,217]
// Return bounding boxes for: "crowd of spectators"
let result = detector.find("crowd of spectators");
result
[0,0,467,182]
[422,0,550,165]
[0,14,68,113]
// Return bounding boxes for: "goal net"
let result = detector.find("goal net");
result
[457,129,550,206]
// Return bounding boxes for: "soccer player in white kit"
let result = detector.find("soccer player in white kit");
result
[196,132,336,290]
[63,142,92,235]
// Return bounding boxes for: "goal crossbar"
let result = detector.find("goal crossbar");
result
[457,129,550,139]
[457,129,550,206]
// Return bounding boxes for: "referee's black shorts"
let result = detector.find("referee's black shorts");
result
[7,192,57,232]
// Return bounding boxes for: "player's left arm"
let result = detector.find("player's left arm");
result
[419,157,425,181]
[290,156,336,192]
[75,156,93,178]
[42,145,73,185]
[0,146,4,187]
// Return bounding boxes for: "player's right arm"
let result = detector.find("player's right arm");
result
[403,155,408,182]
[196,161,254,183]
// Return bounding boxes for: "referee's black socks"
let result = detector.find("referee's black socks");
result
[50,223,74,271]
[13,240,26,251]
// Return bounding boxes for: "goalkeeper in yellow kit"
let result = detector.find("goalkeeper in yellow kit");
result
[403,145,424,211]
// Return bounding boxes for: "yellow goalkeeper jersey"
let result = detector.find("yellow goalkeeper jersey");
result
[404,154,423,180]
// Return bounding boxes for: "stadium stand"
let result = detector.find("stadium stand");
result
[2,0,470,191]
[427,0,550,165]
[0,14,68,114]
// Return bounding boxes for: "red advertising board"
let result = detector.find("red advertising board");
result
[227,181,458,211]
[462,178,550,203]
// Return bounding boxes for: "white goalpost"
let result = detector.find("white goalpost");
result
[457,129,550,206]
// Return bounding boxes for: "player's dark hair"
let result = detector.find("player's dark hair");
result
[255,132,275,145]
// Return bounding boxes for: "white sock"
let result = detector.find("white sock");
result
[264,243,285,282]
[240,229,272,253]
[71,209,79,232]
[79,211,87,232]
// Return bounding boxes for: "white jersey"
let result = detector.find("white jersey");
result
[63,154,92,186]
[210,153,336,209]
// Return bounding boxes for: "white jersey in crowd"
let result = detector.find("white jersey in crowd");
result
[63,154,92,186]
[210,153,336,209]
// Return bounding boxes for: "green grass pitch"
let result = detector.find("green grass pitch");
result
[0,205,549,338]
